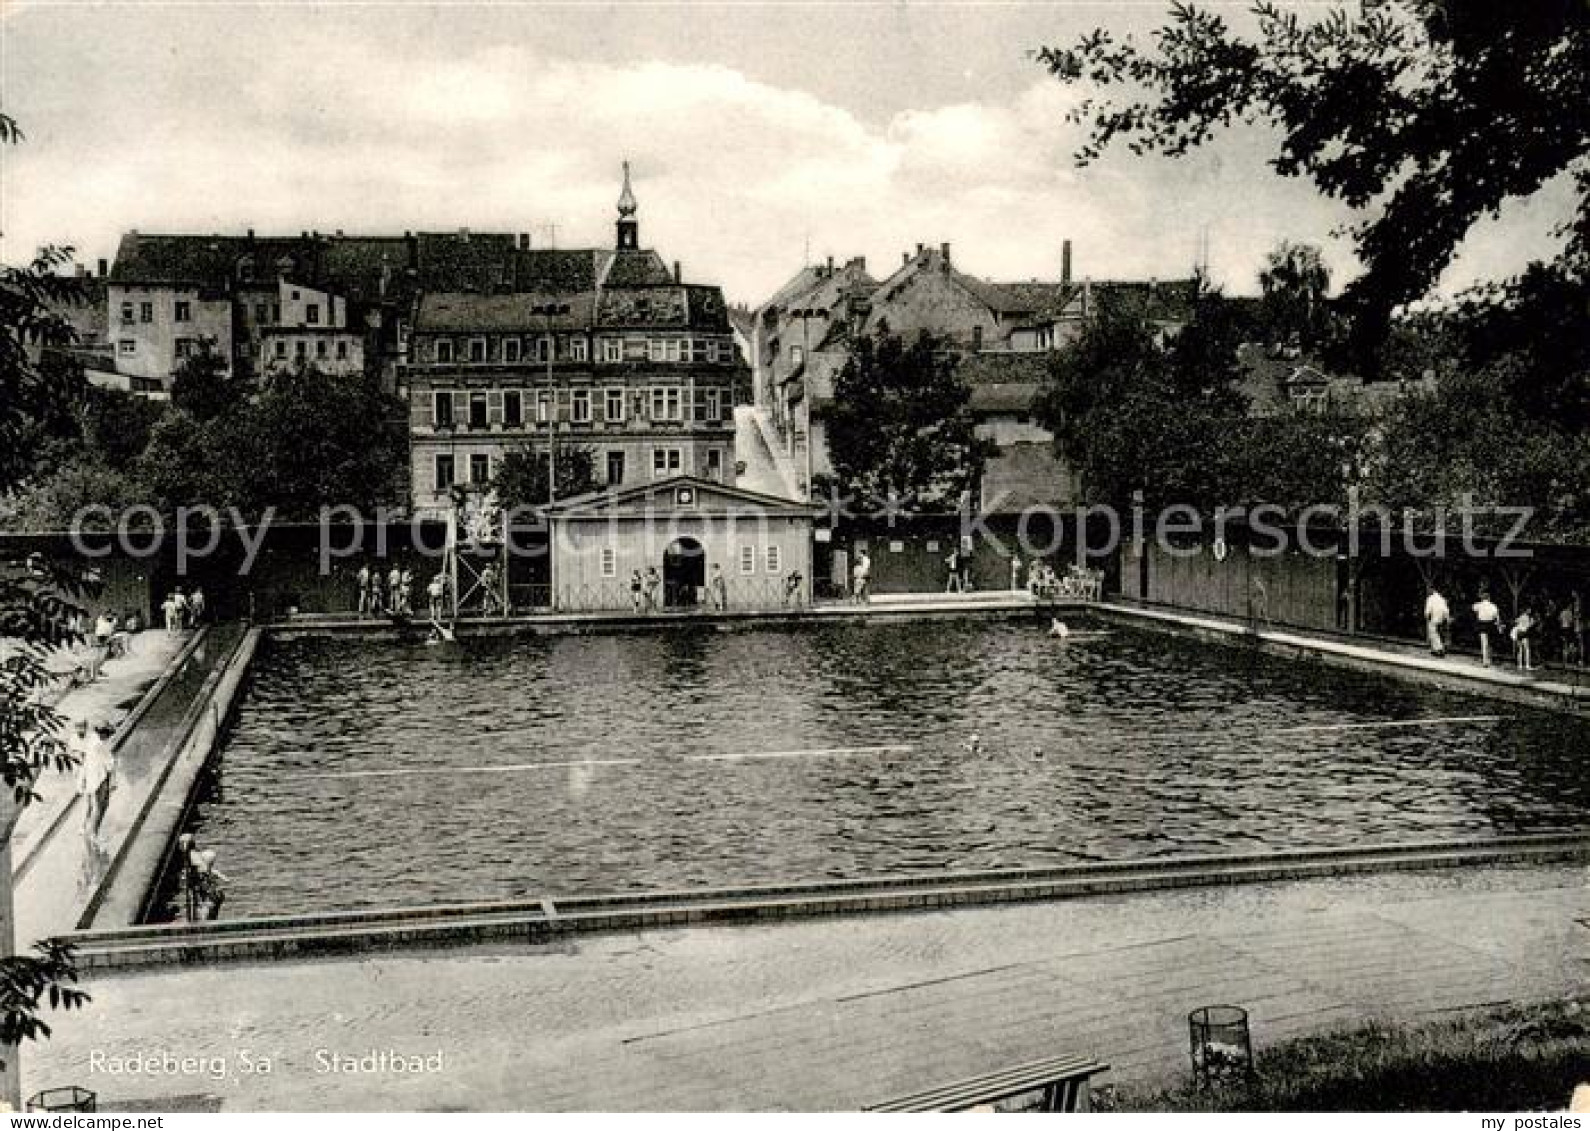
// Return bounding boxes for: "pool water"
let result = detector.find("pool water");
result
[186,618,1590,917]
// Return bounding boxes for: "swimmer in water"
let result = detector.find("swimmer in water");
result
[1049,618,1070,639]
[426,620,456,645]
[962,733,983,755]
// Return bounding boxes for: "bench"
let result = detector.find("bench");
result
[865,1054,1109,1113]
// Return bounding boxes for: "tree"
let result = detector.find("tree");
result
[0,111,92,1105]
[820,329,993,510]
[80,387,164,472]
[168,341,244,424]
[1039,1,1590,357]
[1258,241,1333,350]
[1038,287,1367,515]
[491,442,601,510]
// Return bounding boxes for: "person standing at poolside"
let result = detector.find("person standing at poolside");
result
[356,562,371,616]
[387,564,403,617]
[188,586,206,626]
[399,565,415,617]
[479,562,499,615]
[427,572,446,621]
[1472,588,1502,667]
[643,567,661,613]
[852,550,872,603]
[1511,607,1537,671]
[161,592,179,634]
[944,548,963,593]
[1010,556,1023,592]
[172,586,190,629]
[629,570,643,613]
[708,563,728,610]
[1423,585,1451,657]
[74,718,116,848]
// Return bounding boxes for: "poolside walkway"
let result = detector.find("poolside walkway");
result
[26,861,1588,1111]
[1103,601,1590,712]
[11,630,205,945]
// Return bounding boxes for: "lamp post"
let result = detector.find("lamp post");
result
[792,306,816,501]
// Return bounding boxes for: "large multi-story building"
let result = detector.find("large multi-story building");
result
[400,167,748,517]
[750,241,1199,508]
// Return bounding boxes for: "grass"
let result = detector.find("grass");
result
[1099,999,1590,1112]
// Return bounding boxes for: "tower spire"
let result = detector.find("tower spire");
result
[616,161,639,250]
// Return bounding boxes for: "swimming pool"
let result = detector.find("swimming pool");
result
[180,618,1590,918]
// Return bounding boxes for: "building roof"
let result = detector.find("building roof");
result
[542,474,822,517]
[598,249,675,288]
[979,442,1075,511]
[415,292,596,333]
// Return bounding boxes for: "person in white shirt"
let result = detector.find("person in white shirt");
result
[1472,589,1502,667]
[73,718,116,847]
[1423,586,1451,657]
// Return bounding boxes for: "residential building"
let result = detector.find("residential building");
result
[750,239,1199,508]
[401,166,749,517]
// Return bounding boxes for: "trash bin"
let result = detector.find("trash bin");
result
[1189,1004,1253,1090]
[27,1086,96,1112]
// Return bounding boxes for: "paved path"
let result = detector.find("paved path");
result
[733,405,798,499]
[26,862,1588,1111]
[12,631,210,945]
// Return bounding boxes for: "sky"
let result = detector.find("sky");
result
[0,1,1577,304]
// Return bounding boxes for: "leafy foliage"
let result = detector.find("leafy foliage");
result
[169,342,244,424]
[1039,1,1590,356]
[821,329,994,510]
[1039,286,1371,516]
[491,441,601,510]
[0,109,93,1078]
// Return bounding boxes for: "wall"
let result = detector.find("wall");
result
[553,513,812,610]
[107,284,233,382]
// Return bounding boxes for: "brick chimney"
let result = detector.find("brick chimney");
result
[1062,240,1073,286]
[673,260,682,283]
[940,242,951,267]
[96,257,108,278]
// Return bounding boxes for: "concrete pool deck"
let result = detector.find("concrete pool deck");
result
[26,860,1589,1111]
[1099,601,1590,714]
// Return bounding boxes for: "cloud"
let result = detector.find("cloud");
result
[0,17,1571,304]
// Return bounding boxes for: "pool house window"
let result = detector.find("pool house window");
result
[766,545,782,574]
[600,546,617,578]
[739,545,756,575]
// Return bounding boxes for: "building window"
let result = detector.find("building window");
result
[715,341,735,363]
[469,337,487,363]
[435,454,455,490]
[702,388,722,422]
[601,338,622,363]
[469,392,488,429]
[739,545,756,575]
[174,301,192,323]
[120,303,134,324]
[316,340,328,358]
[624,337,647,361]
[706,448,724,481]
[436,339,454,364]
[648,338,665,363]
[571,389,592,423]
[790,344,804,366]
[139,302,153,324]
[766,545,783,573]
[434,391,454,427]
[295,341,307,358]
[650,387,682,422]
[606,450,625,485]
[600,546,617,578]
[271,303,281,324]
[117,339,135,356]
[536,391,552,423]
[274,340,287,359]
[336,340,348,360]
[469,452,490,483]
[504,390,523,427]
[604,388,625,423]
[972,324,984,350]
[174,338,195,360]
[255,302,269,324]
[570,337,589,362]
[306,303,320,325]
[652,447,682,478]
[504,338,522,363]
